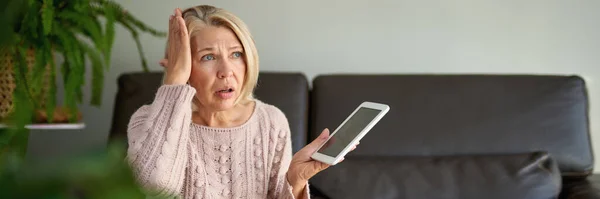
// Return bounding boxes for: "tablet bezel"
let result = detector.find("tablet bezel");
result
[311,101,390,165]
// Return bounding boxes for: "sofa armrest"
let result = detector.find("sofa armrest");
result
[561,175,600,199]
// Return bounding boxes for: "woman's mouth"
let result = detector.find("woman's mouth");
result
[217,88,234,93]
[215,88,235,99]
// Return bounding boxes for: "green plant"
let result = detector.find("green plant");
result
[0,0,167,197]
[5,0,165,122]
[1,0,165,151]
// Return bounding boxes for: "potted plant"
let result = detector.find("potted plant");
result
[0,0,165,152]
[0,0,167,197]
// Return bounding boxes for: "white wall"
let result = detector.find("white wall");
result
[26,0,600,171]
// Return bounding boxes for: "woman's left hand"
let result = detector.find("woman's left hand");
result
[286,128,358,187]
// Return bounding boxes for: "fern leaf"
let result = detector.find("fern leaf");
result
[15,46,33,103]
[117,18,149,72]
[123,13,167,37]
[30,46,46,110]
[80,42,104,106]
[7,45,35,133]
[53,24,79,115]
[62,61,77,121]
[41,0,54,35]
[103,3,116,69]
[56,10,105,56]
[45,47,56,123]
[6,45,34,157]
[76,44,85,104]
[19,3,39,39]
[96,0,166,37]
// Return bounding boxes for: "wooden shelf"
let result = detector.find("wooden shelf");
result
[0,123,85,130]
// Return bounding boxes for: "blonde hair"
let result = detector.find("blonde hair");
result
[164,5,259,106]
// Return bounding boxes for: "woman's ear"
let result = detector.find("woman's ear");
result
[159,58,168,67]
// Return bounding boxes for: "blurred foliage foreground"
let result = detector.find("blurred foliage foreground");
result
[0,0,168,198]
[0,142,151,199]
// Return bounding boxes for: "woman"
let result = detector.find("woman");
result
[127,5,355,199]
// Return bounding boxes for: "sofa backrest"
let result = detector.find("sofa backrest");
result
[252,72,310,153]
[109,72,310,153]
[309,74,592,176]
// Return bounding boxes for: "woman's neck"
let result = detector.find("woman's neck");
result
[191,100,255,128]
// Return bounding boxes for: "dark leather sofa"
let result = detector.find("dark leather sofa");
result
[109,71,599,199]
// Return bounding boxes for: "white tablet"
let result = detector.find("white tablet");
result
[311,101,390,165]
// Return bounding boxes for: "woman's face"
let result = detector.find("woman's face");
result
[188,26,246,111]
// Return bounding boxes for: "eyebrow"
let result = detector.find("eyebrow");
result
[197,46,243,53]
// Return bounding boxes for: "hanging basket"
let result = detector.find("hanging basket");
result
[0,49,25,121]
[0,49,81,124]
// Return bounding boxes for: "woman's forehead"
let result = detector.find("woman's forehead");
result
[190,26,242,50]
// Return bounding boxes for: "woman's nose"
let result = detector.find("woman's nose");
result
[217,60,234,78]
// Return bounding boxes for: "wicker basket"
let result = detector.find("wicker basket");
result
[0,48,51,122]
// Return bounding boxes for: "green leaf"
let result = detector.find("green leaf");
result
[53,24,79,118]
[31,45,48,110]
[98,0,166,37]
[56,10,104,57]
[124,14,166,37]
[19,2,39,39]
[117,19,149,72]
[15,46,33,106]
[0,0,27,47]
[80,42,104,106]
[104,4,116,69]
[3,46,35,159]
[41,0,54,35]
[91,1,167,72]
[45,49,56,123]
[75,43,85,104]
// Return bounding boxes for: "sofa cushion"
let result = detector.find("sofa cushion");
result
[310,75,592,176]
[252,72,310,153]
[109,71,310,153]
[310,152,561,199]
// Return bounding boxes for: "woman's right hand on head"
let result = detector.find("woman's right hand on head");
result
[163,8,191,85]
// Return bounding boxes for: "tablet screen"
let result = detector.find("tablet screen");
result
[317,107,381,157]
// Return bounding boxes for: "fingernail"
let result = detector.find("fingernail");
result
[321,131,328,139]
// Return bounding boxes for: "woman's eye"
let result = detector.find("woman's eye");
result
[232,52,243,58]
[201,54,215,61]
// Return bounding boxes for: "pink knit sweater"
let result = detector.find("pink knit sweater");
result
[126,84,310,199]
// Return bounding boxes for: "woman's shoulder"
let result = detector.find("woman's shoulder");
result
[254,100,290,131]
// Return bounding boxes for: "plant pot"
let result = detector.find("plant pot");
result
[0,48,81,124]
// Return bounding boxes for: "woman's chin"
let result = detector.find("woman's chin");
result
[210,97,237,111]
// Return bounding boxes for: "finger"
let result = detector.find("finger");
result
[175,8,182,17]
[297,128,329,157]
[314,161,330,173]
[177,15,189,38]
[159,59,168,67]
[307,129,329,149]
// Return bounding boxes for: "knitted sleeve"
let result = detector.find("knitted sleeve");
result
[266,107,311,199]
[126,84,196,197]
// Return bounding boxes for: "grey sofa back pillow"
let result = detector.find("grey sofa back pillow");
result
[310,152,561,199]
